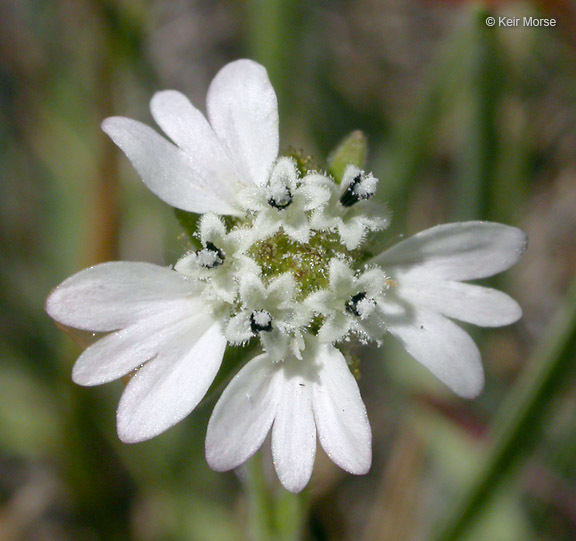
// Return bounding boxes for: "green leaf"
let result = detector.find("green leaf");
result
[327,130,368,183]
[174,208,201,248]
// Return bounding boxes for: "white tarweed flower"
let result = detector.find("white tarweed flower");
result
[46,59,527,493]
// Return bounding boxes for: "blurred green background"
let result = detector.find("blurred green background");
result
[1,0,576,539]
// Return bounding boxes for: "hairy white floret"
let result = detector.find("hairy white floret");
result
[238,157,330,243]
[308,166,389,250]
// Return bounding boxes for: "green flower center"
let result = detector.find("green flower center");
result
[249,230,371,299]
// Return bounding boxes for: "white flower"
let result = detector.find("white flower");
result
[305,258,389,344]
[45,262,227,443]
[174,213,257,303]
[238,157,330,243]
[309,165,389,250]
[46,57,528,495]
[102,59,279,215]
[226,272,309,361]
[205,337,371,493]
[372,221,527,398]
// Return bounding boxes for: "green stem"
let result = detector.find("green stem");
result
[245,453,308,541]
[275,485,307,541]
[246,453,275,541]
[433,276,576,540]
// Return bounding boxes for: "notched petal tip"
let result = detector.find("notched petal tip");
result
[375,221,529,281]
[44,285,62,320]
[516,228,529,255]
[207,58,279,188]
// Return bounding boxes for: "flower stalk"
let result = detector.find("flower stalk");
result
[245,453,307,541]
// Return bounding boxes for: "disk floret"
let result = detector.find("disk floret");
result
[175,213,257,303]
[248,230,369,299]
[304,258,389,344]
[225,273,308,361]
[309,164,389,250]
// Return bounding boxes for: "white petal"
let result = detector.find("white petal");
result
[239,273,267,307]
[338,218,368,250]
[197,212,227,244]
[340,165,361,191]
[46,262,201,332]
[150,91,247,199]
[260,329,290,363]
[269,157,298,190]
[299,182,331,211]
[225,313,252,344]
[251,212,282,242]
[312,345,372,474]
[272,362,316,493]
[210,272,239,304]
[304,289,332,314]
[328,258,354,293]
[117,319,226,443]
[173,252,197,277]
[373,222,528,281]
[317,313,352,343]
[102,117,240,215]
[238,186,267,212]
[206,354,281,471]
[267,273,296,304]
[378,298,484,398]
[207,60,278,186]
[283,210,310,243]
[72,298,200,385]
[357,268,388,298]
[398,279,522,327]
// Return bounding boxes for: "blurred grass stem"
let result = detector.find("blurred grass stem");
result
[246,0,304,118]
[245,453,306,541]
[377,9,476,221]
[452,6,502,221]
[434,276,576,540]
